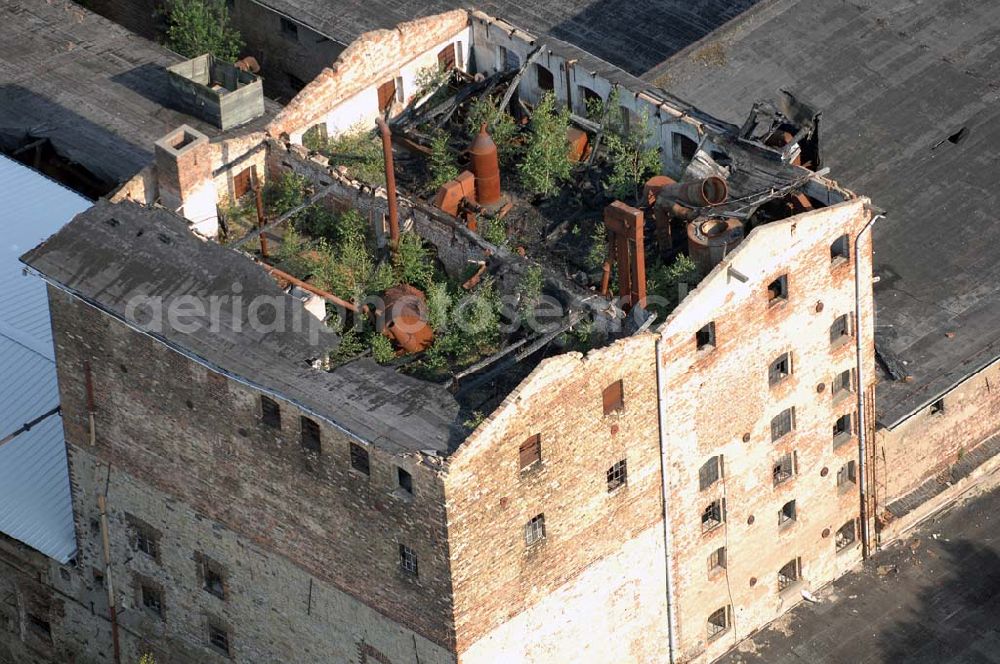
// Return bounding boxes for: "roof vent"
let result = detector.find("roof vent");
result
[166,54,265,130]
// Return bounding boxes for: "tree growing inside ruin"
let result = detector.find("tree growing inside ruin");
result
[165,0,243,62]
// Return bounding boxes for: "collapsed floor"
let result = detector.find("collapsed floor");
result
[215,65,841,421]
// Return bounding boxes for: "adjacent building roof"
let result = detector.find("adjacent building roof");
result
[252,0,762,76]
[0,0,278,188]
[22,200,463,455]
[645,0,1000,427]
[0,155,89,563]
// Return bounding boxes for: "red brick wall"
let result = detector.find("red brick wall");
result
[444,334,666,658]
[267,10,469,138]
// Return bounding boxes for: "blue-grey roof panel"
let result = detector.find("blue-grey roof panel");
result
[0,154,89,563]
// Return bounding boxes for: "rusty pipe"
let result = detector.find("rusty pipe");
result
[260,263,361,313]
[656,176,729,210]
[375,117,400,251]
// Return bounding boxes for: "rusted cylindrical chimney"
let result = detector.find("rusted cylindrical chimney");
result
[469,123,501,206]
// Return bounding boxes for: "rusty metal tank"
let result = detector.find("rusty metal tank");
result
[469,123,501,205]
[687,217,744,275]
[382,284,434,354]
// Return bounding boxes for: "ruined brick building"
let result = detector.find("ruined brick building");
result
[2,2,999,664]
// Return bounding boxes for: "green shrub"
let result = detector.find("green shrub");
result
[428,131,459,190]
[647,254,701,314]
[329,328,366,365]
[586,224,608,270]
[165,0,243,61]
[265,171,307,217]
[462,411,486,431]
[325,124,385,186]
[480,214,508,248]
[426,282,451,333]
[412,65,452,105]
[518,93,573,197]
[603,114,661,203]
[516,265,544,322]
[393,232,434,291]
[369,333,396,364]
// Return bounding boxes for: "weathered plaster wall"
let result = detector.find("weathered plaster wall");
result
[47,286,458,654]
[656,198,874,662]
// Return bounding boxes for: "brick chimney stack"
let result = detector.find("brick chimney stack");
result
[154,125,219,238]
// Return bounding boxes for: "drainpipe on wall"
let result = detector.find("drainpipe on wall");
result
[854,212,884,559]
[654,336,678,663]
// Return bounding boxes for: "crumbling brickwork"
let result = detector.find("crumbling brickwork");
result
[267,11,470,141]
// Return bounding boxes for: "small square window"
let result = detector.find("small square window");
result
[350,442,370,475]
[831,235,850,262]
[830,314,851,344]
[399,544,418,576]
[208,622,231,656]
[696,322,716,351]
[535,64,554,91]
[280,16,298,39]
[397,467,413,494]
[128,517,159,561]
[699,456,722,491]
[836,460,857,488]
[519,434,541,472]
[702,499,724,532]
[771,407,795,442]
[673,133,698,163]
[202,560,226,600]
[261,396,281,429]
[930,398,945,415]
[836,520,857,551]
[708,546,727,573]
[707,606,730,639]
[606,459,628,492]
[26,613,51,642]
[300,417,321,453]
[767,275,788,305]
[832,368,854,397]
[778,558,801,591]
[525,513,546,547]
[602,379,624,415]
[769,353,791,385]
[773,452,795,486]
[833,413,853,446]
[141,584,164,618]
[779,499,797,526]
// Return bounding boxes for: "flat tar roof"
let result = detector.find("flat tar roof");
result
[0,0,278,188]
[646,0,1000,427]
[252,0,763,76]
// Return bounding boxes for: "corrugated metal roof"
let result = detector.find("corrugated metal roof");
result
[0,154,90,563]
